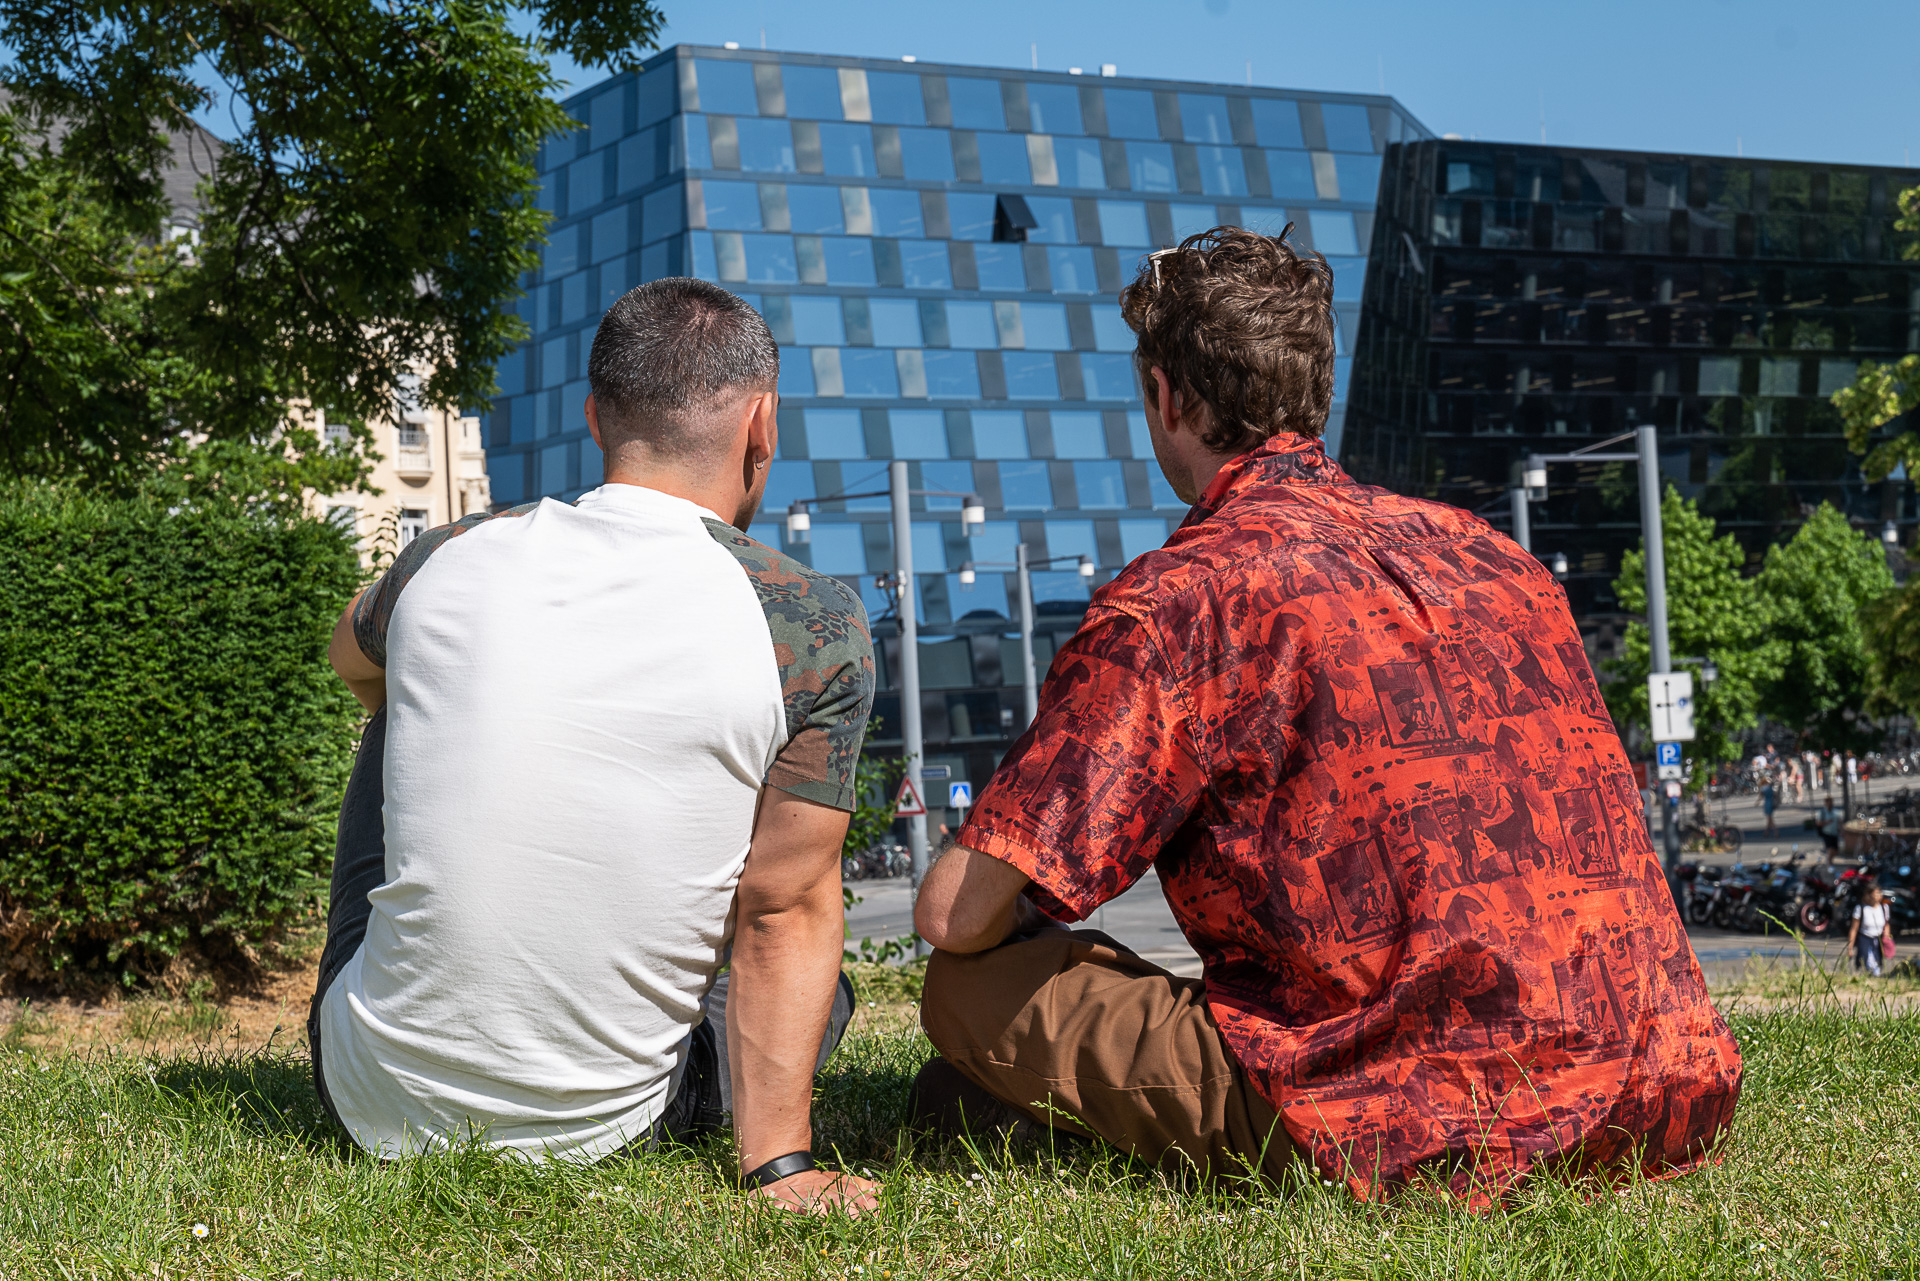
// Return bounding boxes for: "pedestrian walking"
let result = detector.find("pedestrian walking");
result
[1761,777,1777,835]
[1816,798,1841,856]
[1850,886,1893,977]
[1788,758,1805,805]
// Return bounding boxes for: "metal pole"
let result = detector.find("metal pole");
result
[1636,425,1681,877]
[1016,542,1038,727]
[1509,487,1531,554]
[891,462,930,956]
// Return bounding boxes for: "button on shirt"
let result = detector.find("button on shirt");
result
[957,434,1743,1199]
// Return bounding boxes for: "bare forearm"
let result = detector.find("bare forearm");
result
[727,886,844,1173]
[915,844,1031,953]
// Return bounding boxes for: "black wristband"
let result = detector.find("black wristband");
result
[740,1150,818,1189]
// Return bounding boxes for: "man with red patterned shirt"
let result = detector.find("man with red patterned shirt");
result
[912,228,1742,1201]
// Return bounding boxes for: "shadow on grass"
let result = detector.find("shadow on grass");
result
[140,1050,357,1158]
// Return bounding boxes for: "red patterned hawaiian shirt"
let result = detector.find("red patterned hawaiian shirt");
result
[957,432,1742,1200]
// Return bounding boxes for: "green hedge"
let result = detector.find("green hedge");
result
[0,485,364,988]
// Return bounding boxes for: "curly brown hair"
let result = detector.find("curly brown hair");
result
[1119,226,1337,452]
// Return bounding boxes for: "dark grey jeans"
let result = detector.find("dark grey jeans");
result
[307,705,856,1152]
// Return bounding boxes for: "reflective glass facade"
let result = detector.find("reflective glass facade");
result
[485,45,1426,786]
[1346,140,1920,660]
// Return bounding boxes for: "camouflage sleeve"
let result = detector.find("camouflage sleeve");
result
[350,503,539,667]
[703,519,876,810]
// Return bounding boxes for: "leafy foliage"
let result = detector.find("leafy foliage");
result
[1831,184,1920,480]
[1605,488,1782,767]
[0,0,662,486]
[842,731,908,866]
[1863,579,1920,721]
[1751,503,1894,749]
[0,484,364,989]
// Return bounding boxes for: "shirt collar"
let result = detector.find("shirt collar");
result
[1186,432,1350,524]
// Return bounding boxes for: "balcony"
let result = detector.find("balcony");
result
[393,424,433,480]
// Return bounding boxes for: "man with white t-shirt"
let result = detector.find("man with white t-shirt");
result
[309,278,879,1214]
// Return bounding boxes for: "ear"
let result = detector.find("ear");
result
[744,389,777,469]
[1149,367,1184,435]
[585,394,603,450]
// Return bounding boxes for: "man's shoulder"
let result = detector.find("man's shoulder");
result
[699,519,870,635]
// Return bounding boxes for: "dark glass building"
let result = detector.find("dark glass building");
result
[484,43,1427,814]
[1345,139,1920,660]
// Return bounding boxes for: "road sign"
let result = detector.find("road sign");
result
[920,765,951,782]
[1648,672,1696,743]
[893,775,927,817]
[1655,741,1683,780]
[948,781,973,809]
[1663,780,1682,799]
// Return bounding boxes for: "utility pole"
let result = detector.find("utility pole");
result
[889,461,930,954]
[1635,425,1681,876]
[1509,486,1531,554]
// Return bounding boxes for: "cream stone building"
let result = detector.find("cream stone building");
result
[315,394,492,557]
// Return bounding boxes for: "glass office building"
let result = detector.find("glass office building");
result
[485,44,1427,793]
[1345,140,1920,660]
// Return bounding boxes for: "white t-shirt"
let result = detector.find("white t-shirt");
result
[318,485,872,1160]
[1856,903,1890,938]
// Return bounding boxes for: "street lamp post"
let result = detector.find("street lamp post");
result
[783,471,984,959]
[1524,426,1681,876]
[958,546,1096,730]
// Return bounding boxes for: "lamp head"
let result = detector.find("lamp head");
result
[962,495,986,529]
[785,501,811,543]
[1523,455,1548,502]
[958,561,976,587]
[1077,556,1095,579]
[1549,551,1569,578]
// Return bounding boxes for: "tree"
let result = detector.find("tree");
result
[1604,487,1783,769]
[0,1,663,487]
[1831,184,1920,480]
[1863,580,1920,721]
[1751,503,1895,749]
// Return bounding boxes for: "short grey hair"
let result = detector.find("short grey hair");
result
[586,278,779,459]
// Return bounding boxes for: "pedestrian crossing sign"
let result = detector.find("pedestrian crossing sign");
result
[893,775,927,817]
[949,781,973,809]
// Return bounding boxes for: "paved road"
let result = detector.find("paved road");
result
[845,779,1881,981]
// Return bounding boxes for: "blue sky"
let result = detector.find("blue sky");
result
[528,0,1916,168]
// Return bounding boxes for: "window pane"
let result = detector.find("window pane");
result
[592,208,630,263]
[1097,201,1151,247]
[871,297,923,347]
[1334,153,1383,204]
[948,77,1006,130]
[1169,202,1216,244]
[1021,302,1071,350]
[1321,102,1373,153]
[783,65,843,120]
[617,129,658,193]
[923,350,981,398]
[969,519,1019,564]
[867,71,926,125]
[1003,352,1059,399]
[806,408,866,458]
[841,348,899,397]
[763,461,812,511]
[695,60,758,116]
[807,523,867,574]
[1048,245,1099,293]
[1091,306,1132,352]
[787,184,844,234]
[736,118,797,173]
[777,345,814,395]
[1030,570,1089,604]
[871,188,924,237]
[974,243,1027,290]
[900,239,954,289]
[1052,137,1106,190]
[1195,146,1247,197]
[743,233,799,282]
[791,295,845,345]
[1027,82,1083,135]
[569,154,603,213]
[819,123,877,176]
[1267,150,1316,200]
[1309,210,1359,256]
[998,460,1054,508]
[920,460,973,508]
[682,114,713,170]
[948,193,998,240]
[947,299,998,348]
[1052,411,1105,457]
[890,408,948,458]
[546,223,581,275]
[1328,257,1366,302]
[1125,141,1177,193]
[1119,518,1169,560]
[1024,196,1077,243]
[642,186,685,240]
[1104,88,1159,140]
[1149,467,1185,509]
[1046,519,1098,564]
[703,179,762,230]
[1127,410,1151,457]
[972,410,1028,458]
[1081,353,1138,400]
[899,128,955,182]
[911,522,950,571]
[1698,357,1740,396]
[1179,94,1231,144]
[1074,461,1127,509]
[977,132,1032,185]
[823,236,877,285]
[1251,99,1303,148]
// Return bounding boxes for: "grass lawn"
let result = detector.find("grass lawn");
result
[1,963,1916,1280]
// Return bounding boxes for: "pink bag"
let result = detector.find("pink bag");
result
[1884,934,1897,962]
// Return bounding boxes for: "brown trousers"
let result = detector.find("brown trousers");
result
[920,930,1300,1182]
